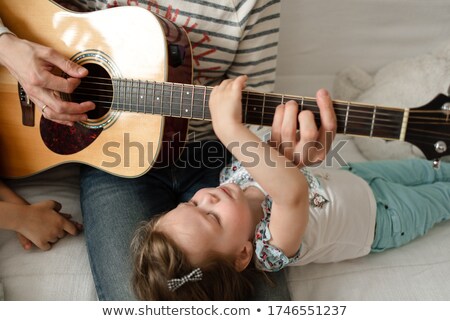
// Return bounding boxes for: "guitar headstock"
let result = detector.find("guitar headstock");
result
[405,93,450,160]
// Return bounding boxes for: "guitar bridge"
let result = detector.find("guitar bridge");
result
[18,83,35,126]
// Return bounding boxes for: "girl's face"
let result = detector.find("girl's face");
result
[157,183,255,270]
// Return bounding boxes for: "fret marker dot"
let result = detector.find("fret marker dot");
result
[140,95,143,99]
[157,97,160,100]
[185,109,189,113]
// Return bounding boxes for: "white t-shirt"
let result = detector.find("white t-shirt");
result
[295,167,377,265]
[220,161,377,270]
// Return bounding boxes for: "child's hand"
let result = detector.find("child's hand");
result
[15,200,83,251]
[209,75,248,136]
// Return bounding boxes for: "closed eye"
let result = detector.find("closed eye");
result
[187,201,221,226]
[208,212,221,225]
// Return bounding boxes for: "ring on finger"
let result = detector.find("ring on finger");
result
[41,104,48,114]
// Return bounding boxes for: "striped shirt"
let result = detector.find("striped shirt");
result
[61,0,281,141]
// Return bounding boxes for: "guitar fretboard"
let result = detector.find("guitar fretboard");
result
[111,79,407,141]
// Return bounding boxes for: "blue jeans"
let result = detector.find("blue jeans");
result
[344,159,450,251]
[80,140,290,300]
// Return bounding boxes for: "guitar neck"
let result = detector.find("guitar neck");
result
[108,78,407,141]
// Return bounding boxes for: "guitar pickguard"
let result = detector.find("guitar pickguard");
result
[40,118,102,155]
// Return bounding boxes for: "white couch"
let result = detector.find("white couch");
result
[1,0,450,300]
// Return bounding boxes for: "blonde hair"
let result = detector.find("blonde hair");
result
[131,215,257,300]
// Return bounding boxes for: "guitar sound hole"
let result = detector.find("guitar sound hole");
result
[71,63,112,120]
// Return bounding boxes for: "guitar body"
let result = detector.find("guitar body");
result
[0,0,191,178]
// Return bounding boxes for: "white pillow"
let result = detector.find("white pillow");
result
[333,42,450,161]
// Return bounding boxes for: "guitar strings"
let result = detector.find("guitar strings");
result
[79,76,449,116]
[76,77,450,120]
[77,89,448,125]
[72,95,450,135]
[80,76,448,110]
[75,84,448,122]
[81,99,450,143]
[73,76,450,140]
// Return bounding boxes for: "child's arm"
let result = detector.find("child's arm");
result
[0,180,82,250]
[209,76,310,257]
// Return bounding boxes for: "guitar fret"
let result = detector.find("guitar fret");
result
[261,93,266,126]
[151,81,155,115]
[173,83,181,117]
[191,86,195,118]
[246,92,264,125]
[265,94,282,126]
[244,91,249,124]
[136,80,142,112]
[191,85,203,119]
[159,83,163,113]
[132,79,137,112]
[133,79,137,112]
[180,84,194,117]
[370,106,377,137]
[179,84,184,118]
[169,82,173,116]
[161,82,172,116]
[399,108,410,141]
[128,79,131,112]
[204,88,211,120]
[165,82,173,116]
[137,80,142,112]
[165,83,172,117]
[144,81,148,113]
[183,85,190,117]
[156,83,162,115]
[137,80,141,113]
[344,102,350,135]
[202,86,206,120]
[346,103,373,136]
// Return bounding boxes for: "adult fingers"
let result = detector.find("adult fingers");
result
[36,95,93,125]
[280,101,299,148]
[270,104,285,147]
[43,49,88,91]
[316,89,337,154]
[298,109,319,164]
[298,109,319,144]
[40,70,84,94]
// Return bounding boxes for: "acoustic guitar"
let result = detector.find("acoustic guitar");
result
[1,0,449,178]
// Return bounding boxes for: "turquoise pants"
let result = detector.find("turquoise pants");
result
[343,159,450,252]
